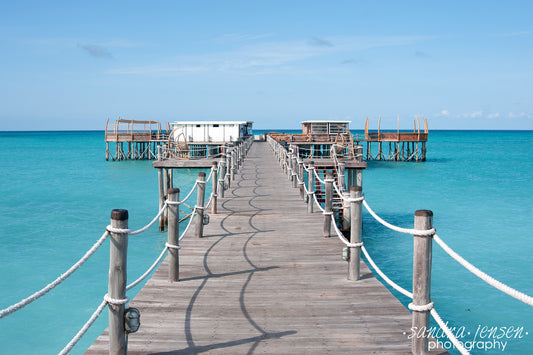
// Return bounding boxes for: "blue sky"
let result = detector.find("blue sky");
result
[1,1,532,130]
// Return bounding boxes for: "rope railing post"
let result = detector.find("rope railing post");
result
[164,169,170,227]
[323,173,334,238]
[167,188,180,282]
[211,162,218,214]
[348,186,363,281]
[219,158,226,198]
[342,190,350,232]
[287,148,290,176]
[225,145,231,189]
[307,161,315,213]
[411,210,434,355]
[157,146,165,232]
[298,160,304,199]
[231,150,236,181]
[283,148,287,174]
[108,209,129,355]
[195,172,206,238]
[291,153,298,188]
[338,162,346,192]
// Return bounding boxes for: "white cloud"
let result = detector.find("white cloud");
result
[508,112,531,119]
[440,109,450,116]
[487,113,500,119]
[109,34,430,75]
[459,110,483,119]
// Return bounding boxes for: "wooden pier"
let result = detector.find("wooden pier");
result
[364,117,429,162]
[105,119,170,161]
[87,141,445,354]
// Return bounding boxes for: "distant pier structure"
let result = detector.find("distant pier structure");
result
[105,118,170,161]
[167,121,253,159]
[364,116,429,162]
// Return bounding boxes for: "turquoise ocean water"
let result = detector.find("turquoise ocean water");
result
[0,130,531,354]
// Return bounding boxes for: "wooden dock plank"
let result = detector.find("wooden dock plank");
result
[87,142,445,354]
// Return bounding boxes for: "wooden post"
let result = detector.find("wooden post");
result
[348,186,362,281]
[167,188,180,282]
[342,191,350,232]
[338,162,346,191]
[108,209,128,355]
[283,149,287,174]
[307,161,315,213]
[412,210,434,355]
[298,160,304,199]
[225,146,231,189]
[323,173,333,238]
[219,158,226,198]
[195,172,206,238]
[356,169,363,187]
[291,154,298,188]
[230,150,236,181]
[157,148,165,232]
[211,162,218,214]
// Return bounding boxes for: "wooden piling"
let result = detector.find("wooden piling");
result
[323,173,333,238]
[108,209,128,355]
[167,188,180,282]
[412,210,434,355]
[157,147,165,232]
[225,146,231,189]
[195,172,206,238]
[307,161,315,213]
[230,150,236,182]
[338,162,346,191]
[348,186,362,281]
[219,158,226,198]
[211,162,218,214]
[298,160,304,199]
[291,153,298,188]
[163,168,169,228]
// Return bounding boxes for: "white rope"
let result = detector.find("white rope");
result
[127,246,169,291]
[433,234,533,306]
[204,193,214,209]
[312,193,325,212]
[408,301,434,312]
[106,226,131,234]
[430,308,470,355]
[204,167,215,184]
[313,169,326,185]
[165,243,181,250]
[179,181,199,204]
[0,230,110,319]
[129,202,167,235]
[179,209,197,241]
[361,245,413,299]
[103,294,130,305]
[329,214,364,248]
[362,200,436,236]
[59,299,107,355]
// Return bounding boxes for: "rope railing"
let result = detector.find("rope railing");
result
[0,230,110,319]
[268,135,531,354]
[1,138,254,353]
[0,171,207,351]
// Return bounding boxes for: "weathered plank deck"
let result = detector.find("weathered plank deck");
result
[87,142,444,354]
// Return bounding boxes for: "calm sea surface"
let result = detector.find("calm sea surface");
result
[0,130,531,354]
